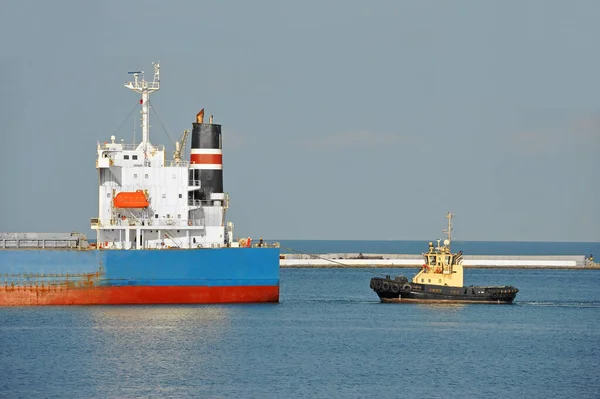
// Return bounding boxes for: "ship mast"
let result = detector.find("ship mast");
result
[124,62,160,163]
[444,212,454,247]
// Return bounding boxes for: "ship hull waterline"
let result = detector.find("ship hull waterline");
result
[378,296,515,305]
[0,285,279,306]
[373,288,517,305]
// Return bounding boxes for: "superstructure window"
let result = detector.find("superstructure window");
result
[178,194,182,198]
[162,193,166,199]
[155,214,158,219]
[124,155,130,160]
[106,193,111,198]
[132,155,138,160]
[145,174,149,179]
[134,174,138,178]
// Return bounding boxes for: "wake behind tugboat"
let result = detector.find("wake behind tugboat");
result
[370,213,519,304]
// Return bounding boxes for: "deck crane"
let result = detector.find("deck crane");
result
[173,129,190,163]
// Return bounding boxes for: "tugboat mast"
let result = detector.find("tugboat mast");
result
[124,62,160,164]
[444,212,454,247]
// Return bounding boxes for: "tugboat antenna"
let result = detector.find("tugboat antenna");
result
[444,212,454,246]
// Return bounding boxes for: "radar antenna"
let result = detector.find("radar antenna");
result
[124,62,161,163]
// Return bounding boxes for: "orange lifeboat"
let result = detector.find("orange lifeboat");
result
[113,190,149,208]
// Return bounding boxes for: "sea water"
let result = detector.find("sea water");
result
[1,242,599,398]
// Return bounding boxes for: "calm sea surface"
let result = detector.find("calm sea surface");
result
[2,241,600,398]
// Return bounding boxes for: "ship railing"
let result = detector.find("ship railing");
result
[1,238,88,249]
[187,220,204,226]
[99,218,205,228]
[156,219,205,227]
[169,160,190,167]
[251,241,280,249]
[188,199,212,207]
[236,239,281,249]
[99,143,165,152]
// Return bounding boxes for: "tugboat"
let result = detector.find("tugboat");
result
[370,213,519,304]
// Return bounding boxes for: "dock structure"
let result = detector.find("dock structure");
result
[280,253,597,269]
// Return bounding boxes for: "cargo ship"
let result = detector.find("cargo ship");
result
[370,213,518,304]
[0,63,280,306]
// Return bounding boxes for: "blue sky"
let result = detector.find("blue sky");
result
[0,0,598,241]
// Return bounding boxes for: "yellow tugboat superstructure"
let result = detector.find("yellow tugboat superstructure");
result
[411,213,464,288]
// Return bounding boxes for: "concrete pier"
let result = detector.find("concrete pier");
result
[280,253,599,269]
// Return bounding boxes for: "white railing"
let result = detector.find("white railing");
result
[99,143,165,152]
[188,199,213,207]
[96,218,205,228]
[169,160,190,167]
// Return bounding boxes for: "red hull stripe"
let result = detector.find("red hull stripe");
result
[190,154,222,165]
[0,285,279,306]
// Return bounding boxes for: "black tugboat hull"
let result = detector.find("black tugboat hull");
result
[370,277,518,304]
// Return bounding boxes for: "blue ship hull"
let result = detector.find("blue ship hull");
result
[0,248,280,306]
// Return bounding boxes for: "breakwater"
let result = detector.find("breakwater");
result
[280,253,599,269]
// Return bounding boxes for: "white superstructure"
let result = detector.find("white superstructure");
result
[91,63,234,250]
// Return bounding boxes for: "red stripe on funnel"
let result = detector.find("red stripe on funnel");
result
[191,154,222,165]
